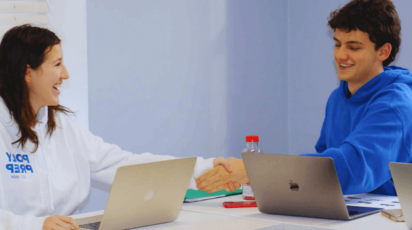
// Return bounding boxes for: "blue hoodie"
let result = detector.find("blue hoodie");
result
[302,66,412,195]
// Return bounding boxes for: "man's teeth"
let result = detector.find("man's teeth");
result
[340,63,353,67]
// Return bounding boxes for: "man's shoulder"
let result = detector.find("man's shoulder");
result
[376,82,412,103]
[369,83,412,119]
[325,87,344,104]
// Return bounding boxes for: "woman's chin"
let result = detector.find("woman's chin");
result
[48,99,59,107]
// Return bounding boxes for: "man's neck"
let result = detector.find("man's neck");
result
[348,67,384,95]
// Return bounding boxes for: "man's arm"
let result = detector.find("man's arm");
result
[303,86,412,195]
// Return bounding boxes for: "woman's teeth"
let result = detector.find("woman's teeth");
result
[53,84,61,92]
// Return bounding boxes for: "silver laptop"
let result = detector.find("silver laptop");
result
[389,162,412,228]
[242,153,382,220]
[75,157,197,230]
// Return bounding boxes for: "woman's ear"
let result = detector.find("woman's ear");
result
[25,64,32,84]
[378,43,392,63]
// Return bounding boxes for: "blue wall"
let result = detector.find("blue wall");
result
[87,0,289,161]
[288,0,348,155]
[226,0,289,157]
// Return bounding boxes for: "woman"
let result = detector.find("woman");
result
[0,24,235,230]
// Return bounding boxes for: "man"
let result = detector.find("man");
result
[196,0,412,196]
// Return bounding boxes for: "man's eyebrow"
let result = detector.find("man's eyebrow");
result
[346,41,364,45]
[333,37,363,45]
[53,58,62,63]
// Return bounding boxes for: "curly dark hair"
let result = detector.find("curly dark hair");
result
[328,0,401,66]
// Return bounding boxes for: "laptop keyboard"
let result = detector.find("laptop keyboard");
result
[347,205,381,218]
[348,209,367,216]
[79,222,101,230]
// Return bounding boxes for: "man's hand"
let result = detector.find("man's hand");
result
[212,157,241,192]
[43,215,79,230]
[196,157,249,193]
[213,157,233,172]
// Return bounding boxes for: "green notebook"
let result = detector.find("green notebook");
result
[184,189,242,203]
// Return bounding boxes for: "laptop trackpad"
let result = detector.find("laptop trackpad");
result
[347,206,382,218]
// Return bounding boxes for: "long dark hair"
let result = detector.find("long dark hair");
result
[0,24,72,153]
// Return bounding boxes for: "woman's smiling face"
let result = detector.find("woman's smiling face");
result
[25,44,69,114]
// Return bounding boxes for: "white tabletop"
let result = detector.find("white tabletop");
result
[181,195,410,230]
[315,213,409,230]
[71,209,280,230]
[71,194,410,230]
[182,195,335,226]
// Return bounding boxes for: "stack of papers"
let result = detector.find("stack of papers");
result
[344,193,400,209]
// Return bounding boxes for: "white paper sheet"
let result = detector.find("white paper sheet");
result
[344,193,400,209]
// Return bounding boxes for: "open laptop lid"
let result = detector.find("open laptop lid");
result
[99,157,197,230]
[242,153,350,220]
[389,162,412,229]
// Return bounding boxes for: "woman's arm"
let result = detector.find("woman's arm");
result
[65,116,217,189]
[0,208,47,230]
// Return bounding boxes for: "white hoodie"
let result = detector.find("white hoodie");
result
[0,98,214,230]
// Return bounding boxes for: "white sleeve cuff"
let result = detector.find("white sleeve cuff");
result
[187,157,214,190]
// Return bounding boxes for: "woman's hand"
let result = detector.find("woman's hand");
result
[43,215,80,230]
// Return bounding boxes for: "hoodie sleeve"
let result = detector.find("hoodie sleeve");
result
[314,100,330,154]
[302,85,412,195]
[71,118,214,189]
[0,209,47,230]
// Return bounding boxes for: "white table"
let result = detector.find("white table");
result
[70,209,279,230]
[71,195,409,230]
[181,195,409,230]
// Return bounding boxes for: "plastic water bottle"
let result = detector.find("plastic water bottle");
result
[242,135,262,200]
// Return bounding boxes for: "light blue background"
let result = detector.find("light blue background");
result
[81,0,412,213]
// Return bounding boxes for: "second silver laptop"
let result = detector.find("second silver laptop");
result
[242,153,381,220]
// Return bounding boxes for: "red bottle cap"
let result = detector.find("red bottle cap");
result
[245,135,259,142]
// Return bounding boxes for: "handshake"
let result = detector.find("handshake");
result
[195,157,250,193]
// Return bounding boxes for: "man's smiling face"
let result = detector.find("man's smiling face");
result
[333,28,387,94]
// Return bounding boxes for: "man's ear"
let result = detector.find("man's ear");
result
[25,64,33,84]
[378,43,392,62]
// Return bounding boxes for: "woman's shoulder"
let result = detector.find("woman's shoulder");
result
[53,110,87,131]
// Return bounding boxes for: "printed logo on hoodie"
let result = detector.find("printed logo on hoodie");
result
[5,152,34,179]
